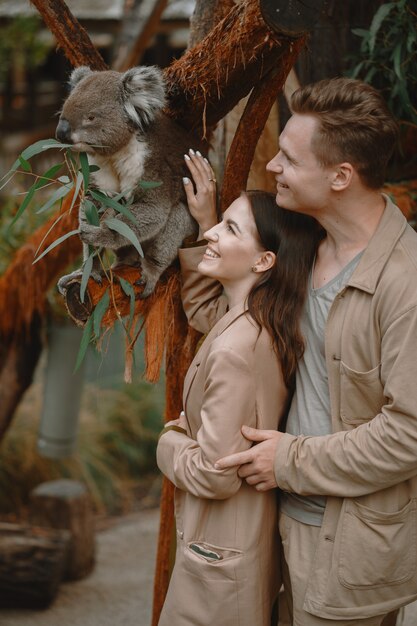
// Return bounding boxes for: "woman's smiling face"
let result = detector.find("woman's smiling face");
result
[198,194,265,285]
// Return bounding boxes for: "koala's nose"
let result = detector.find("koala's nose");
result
[56,118,72,143]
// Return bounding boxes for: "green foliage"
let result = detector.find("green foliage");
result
[3,138,161,370]
[0,16,49,81]
[0,379,164,515]
[346,0,417,125]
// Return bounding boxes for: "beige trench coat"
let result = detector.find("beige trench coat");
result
[157,297,287,625]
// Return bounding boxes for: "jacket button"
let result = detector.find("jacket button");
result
[177,530,184,539]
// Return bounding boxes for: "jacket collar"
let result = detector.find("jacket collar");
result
[347,194,407,294]
[191,301,249,366]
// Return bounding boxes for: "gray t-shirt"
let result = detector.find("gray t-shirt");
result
[280,252,363,526]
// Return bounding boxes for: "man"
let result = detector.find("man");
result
[180,78,417,625]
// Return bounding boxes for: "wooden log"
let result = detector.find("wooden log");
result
[29,479,95,581]
[0,522,70,608]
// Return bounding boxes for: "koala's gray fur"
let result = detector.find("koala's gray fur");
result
[56,65,199,298]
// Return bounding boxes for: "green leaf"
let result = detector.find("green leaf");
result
[90,190,138,226]
[35,182,73,214]
[79,152,90,191]
[139,180,162,189]
[9,139,73,173]
[57,175,70,184]
[104,217,144,257]
[349,60,365,79]
[32,229,79,264]
[119,277,136,329]
[74,317,93,373]
[392,44,403,80]
[33,163,64,190]
[80,253,94,303]
[369,2,396,53]
[69,171,84,214]
[18,155,31,172]
[93,289,110,337]
[8,186,36,229]
[89,165,100,173]
[351,28,370,39]
[83,199,101,226]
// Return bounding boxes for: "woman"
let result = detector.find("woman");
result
[156,152,318,626]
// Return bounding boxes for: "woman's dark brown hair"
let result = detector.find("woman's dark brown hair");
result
[246,190,320,387]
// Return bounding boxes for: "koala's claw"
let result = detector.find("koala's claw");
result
[57,270,83,296]
[134,277,147,287]
[90,268,103,285]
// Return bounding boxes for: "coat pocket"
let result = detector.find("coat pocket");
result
[339,361,385,424]
[184,541,244,581]
[338,499,416,589]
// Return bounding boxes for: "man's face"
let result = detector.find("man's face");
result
[267,114,334,216]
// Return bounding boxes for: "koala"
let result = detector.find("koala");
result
[55,65,200,298]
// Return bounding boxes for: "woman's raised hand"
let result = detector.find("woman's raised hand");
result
[183,149,218,239]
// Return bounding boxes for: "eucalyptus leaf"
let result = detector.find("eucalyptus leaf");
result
[35,183,73,214]
[74,317,93,373]
[83,199,101,226]
[69,171,84,213]
[34,163,64,189]
[392,44,403,80]
[90,190,138,226]
[18,156,31,172]
[369,2,396,52]
[33,229,79,264]
[79,152,90,191]
[10,139,73,173]
[104,217,144,257]
[119,277,136,329]
[93,289,110,338]
[139,180,162,190]
[8,186,36,229]
[57,175,70,184]
[80,253,94,303]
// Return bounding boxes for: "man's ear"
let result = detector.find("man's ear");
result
[331,162,354,191]
[253,251,276,274]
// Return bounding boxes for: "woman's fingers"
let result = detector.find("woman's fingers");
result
[185,149,216,189]
[183,149,217,233]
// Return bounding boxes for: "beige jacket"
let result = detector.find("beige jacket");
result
[274,196,417,618]
[176,197,417,620]
[157,260,287,625]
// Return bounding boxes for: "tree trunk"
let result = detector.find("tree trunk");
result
[0,317,43,439]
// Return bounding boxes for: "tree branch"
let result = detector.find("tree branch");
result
[30,0,107,70]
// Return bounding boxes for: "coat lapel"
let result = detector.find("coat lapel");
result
[182,302,249,412]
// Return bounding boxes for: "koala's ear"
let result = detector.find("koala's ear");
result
[122,66,166,131]
[69,66,93,91]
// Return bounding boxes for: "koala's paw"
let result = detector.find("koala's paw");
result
[134,273,157,299]
[90,268,103,285]
[57,270,83,295]
[79,222,102,245]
